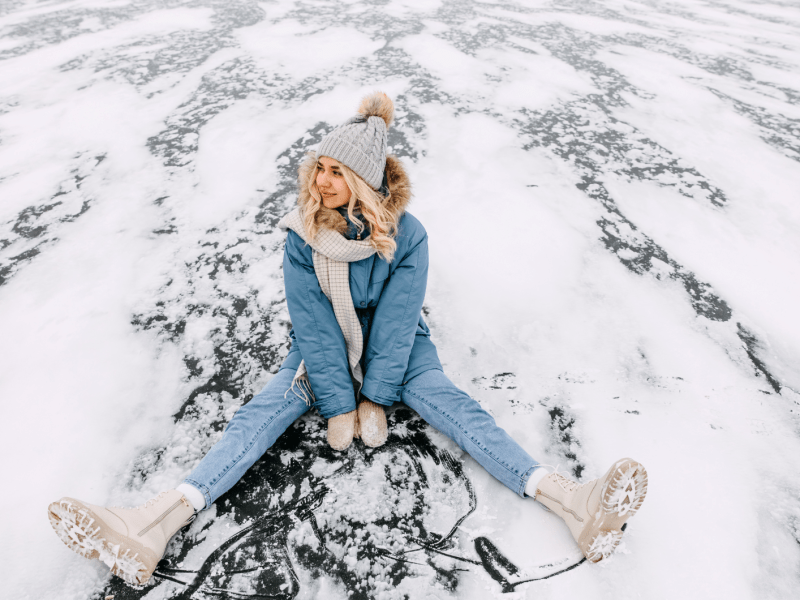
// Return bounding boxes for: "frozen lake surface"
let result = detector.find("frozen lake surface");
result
[1,0,800,598]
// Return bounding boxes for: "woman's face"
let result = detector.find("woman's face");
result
[316,156,352,209]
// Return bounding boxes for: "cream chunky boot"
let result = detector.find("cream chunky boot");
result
[534,458,648,562]
[327,409,357,450]
[48,490,194,586]
[356,400,388,448]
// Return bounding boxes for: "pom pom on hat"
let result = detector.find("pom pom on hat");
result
[357,92,394,128]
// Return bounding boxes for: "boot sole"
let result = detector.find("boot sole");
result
[580,458,648,562]
[47,497,158,586]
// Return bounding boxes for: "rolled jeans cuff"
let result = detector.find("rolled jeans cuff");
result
[360,380,402,406]
[183,478,214,511]
[314,390,357,419]
[517,464,541,498]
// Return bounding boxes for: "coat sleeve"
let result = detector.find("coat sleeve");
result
[283,231,356,418]
[361,231,429,406]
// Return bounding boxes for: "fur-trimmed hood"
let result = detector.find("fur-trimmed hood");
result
[296,152,412,234]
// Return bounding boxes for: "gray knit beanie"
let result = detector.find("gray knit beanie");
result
[317,92,394,191]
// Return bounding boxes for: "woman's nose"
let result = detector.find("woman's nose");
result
[317,172,329,189]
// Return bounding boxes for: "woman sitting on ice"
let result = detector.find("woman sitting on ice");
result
[48,92,648,586]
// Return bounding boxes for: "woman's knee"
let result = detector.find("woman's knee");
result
[403,368,448,395]
[404,369,472,408]
[402,369,497,432]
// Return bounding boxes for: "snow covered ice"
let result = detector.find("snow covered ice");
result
[1,0,800,598]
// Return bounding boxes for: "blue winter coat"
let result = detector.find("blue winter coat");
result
[278,155,442,418]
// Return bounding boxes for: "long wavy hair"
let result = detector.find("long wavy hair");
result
[300,153,398,261]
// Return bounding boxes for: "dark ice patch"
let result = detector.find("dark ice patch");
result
[254,122,333,227]
[0,153,105,287]
[519,101,727,208]
[131,125,338,438]
[146,45,434,169]
[540,399,585,479]
[708,88,800,162]
[475,535,585,592]
[0,0,25,17]
[60,29,237,91]
[737,323,782,393]
[146,57,292,168]
[59,0,264,94]
[0,1,149,61]
[473,372,517,390]
[498,23,734,323]
[285,0,425,41]
[712,1,800,27]
[101,408,577,599]
[517,105,732,322]
[0,97,18,117]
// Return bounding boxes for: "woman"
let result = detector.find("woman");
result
[48,93,648,587]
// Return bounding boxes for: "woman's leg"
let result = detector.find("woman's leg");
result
[402,368,649,563]
[401,368,539,497]
[47,368,309,586]
[183,368,310,508]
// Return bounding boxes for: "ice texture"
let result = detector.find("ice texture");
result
[2,0,800,599]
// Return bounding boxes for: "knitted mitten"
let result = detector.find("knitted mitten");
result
[327,410,357,450]
[356,400,388,448]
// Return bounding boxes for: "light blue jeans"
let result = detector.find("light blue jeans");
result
[184,368,539,508]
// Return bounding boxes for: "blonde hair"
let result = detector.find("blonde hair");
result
[302,154,398,261]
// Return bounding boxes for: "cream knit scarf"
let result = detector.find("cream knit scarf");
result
[278,207,376,405]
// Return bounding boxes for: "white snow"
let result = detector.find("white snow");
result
[237,19,384,80]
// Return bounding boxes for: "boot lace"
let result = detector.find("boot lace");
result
[551,471,586,493]
[538,464,587,493]
[110,491,169,511]
[140,491,169,510]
